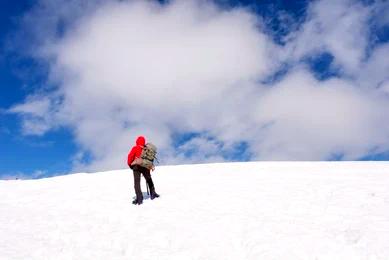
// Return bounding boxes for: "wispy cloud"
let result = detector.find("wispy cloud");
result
[0,170,48,180]
[284,0,371,74]
[7,0,389,171]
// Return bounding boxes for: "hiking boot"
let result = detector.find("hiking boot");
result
[150,193,160,200]
[132,198,143,205]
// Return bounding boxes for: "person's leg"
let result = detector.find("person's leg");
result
[142,168,159,199]
[133,166,143,204]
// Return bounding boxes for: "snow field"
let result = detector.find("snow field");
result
[1,162,389,259]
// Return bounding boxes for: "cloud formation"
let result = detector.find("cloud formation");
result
[9,0,389,172]
[286,0,371,74]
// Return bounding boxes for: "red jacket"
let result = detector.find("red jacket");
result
[127,136,146,167]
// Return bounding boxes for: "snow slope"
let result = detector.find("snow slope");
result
[1,162,389,260]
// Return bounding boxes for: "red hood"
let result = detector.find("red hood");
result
[136,136,146,146]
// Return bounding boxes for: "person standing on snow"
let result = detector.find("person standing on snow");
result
[127,136,159,205]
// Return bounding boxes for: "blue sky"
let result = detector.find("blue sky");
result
[1,0,389,179]
[0,0,77,178]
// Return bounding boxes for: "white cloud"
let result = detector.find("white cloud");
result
[0,170,48,180]
[357,44,389,90]
[8,96,54,135]
[8,0,389,171]
[285,0,371,74]
[251,69,389,160]
[382,81,389,94]
[174,136,225,164]
[9,97,50,116]
[373,0,389,28]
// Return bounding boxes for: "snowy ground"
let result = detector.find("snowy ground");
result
[1,162,389,260]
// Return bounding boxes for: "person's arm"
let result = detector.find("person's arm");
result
[127,147,136,167]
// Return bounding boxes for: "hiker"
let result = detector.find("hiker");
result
[127,136,159,205]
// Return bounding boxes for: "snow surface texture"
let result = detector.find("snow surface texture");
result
[1,162,389,260]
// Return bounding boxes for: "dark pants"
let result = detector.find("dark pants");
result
[132,165,156,202]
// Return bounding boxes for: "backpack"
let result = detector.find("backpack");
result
[132,143,157,170]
